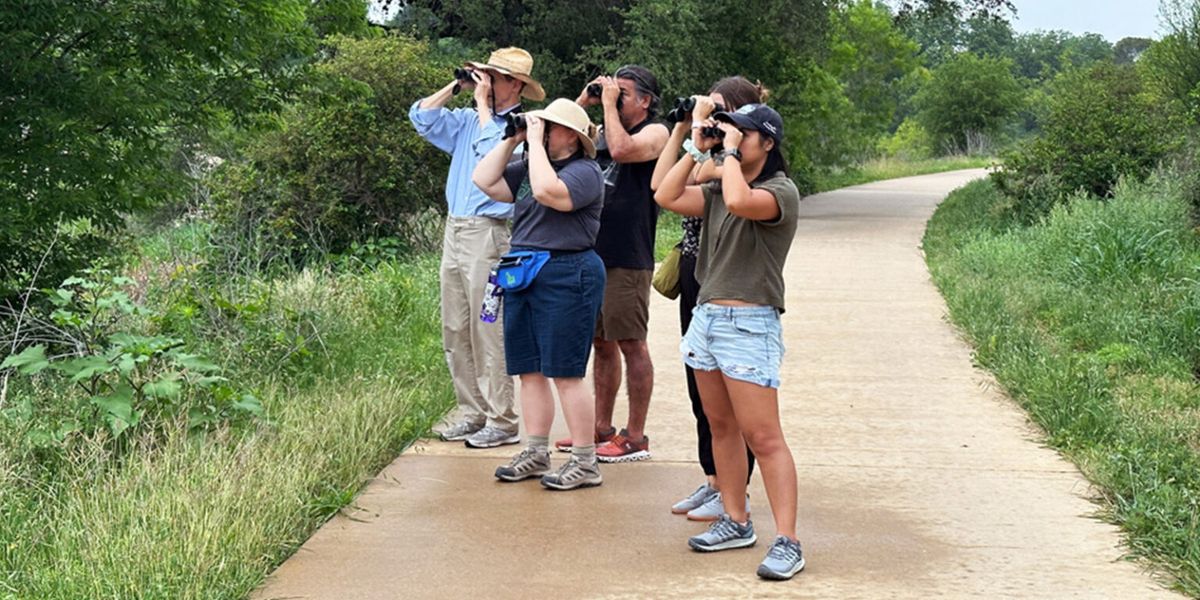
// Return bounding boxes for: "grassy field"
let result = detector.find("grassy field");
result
[0,228,453,598]
[923,176,1200,596]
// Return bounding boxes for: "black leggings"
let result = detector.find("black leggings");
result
[679,253,757,483]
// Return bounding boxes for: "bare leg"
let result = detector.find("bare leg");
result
[592,338,621,433]
[518,373,555,437]
[554,377,595,448]
[724,375,797,540]
[618,339,653,440]
[694,369,751,523]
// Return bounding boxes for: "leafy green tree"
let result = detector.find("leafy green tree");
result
[994,63,1182,220]
[961,14,1014,57]
[0,0,319,298]
[914,52,1023,153]
[211,34,454,262]
[1009,30,1113,82]
[1114,37,1153,65]
[1143,0,1200,125]
[827,0,921,157]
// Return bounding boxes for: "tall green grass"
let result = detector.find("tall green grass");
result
[924,176,1200,596]
[0,256,453,599]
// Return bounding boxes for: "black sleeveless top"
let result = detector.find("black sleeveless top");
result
[593,118,661,270]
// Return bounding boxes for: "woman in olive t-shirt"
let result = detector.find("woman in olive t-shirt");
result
[654,103,807,580]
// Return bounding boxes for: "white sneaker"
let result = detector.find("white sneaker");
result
[464,426,520,448]
[672,483,717,514]
[687,492,751,522]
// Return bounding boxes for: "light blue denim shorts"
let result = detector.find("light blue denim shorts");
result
[680,303,785,389]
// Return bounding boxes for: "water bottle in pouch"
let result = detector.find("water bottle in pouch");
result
[481,267,503,323]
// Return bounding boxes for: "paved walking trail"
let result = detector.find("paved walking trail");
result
[255,170,1179,599]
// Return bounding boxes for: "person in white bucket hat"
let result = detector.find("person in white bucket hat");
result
[472,99,609,491]
[409,47,544,450]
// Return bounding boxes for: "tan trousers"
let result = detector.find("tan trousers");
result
[440,216,517,430]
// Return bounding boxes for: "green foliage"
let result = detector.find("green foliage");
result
[211,34,453,263]
[308,0,374,38]
[827,0,922,160]
[993,63,1182,221]
[914,52,1023,154]
[0,0,319,299]
[1114,37,1154,66]
[1143,1,1200,126]
[1008,30,1114,82]
[924,177,1200,595]
[877,117,934,160]
[1,269,260,452]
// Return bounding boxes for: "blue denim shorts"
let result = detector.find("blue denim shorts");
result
[680,303,785,389]
[503,249,606,378]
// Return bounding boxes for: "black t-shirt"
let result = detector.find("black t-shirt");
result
[593,119,663,270]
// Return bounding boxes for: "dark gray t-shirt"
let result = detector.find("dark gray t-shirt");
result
[503,155,605,251]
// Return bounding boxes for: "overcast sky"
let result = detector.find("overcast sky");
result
[1008,0,1161,41]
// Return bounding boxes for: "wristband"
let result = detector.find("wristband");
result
[691,120,705,129]
[682,138,711,163]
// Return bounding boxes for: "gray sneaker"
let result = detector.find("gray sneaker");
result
[757,535,806,580]
[687,492,751,522]
[464,426,520,448]
[439,420,483,442]
[540,457,603,491]
[688,514,757,552]
[495,447,552,482]
[672,483,717,514]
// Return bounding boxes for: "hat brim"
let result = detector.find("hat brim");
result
[713,111,756,130]
[524,109,597,159]
[464,61,546,101]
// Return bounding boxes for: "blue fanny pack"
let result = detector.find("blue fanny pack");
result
[496,250,551,292]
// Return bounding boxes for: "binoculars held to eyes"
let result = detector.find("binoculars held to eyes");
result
[452,67,474,95]
[503,113,527,139]
[587,83,624,110]
[666,97,726,124]
[700,125,725,140]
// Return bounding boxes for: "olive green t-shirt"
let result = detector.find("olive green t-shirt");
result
[696,172,801,312]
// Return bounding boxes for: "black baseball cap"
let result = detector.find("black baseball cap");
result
[713,103,784,145]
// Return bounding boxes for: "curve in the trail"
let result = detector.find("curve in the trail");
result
[255,169,1179,600]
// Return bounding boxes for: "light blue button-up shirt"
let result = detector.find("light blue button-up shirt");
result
[409,100,517,219]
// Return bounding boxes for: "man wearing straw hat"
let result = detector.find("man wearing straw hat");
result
[409,47,546,449]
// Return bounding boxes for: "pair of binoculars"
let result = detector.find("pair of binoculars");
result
[587,83,624,110]
[700,125,725,140]
[452,68,474,95]
[503,113,527,139]
[666,97,727,124]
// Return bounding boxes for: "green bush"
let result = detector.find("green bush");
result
[877,117,934,160]
[914,52,1024,155]
[211,34,454,264]
[993,63,1183,222]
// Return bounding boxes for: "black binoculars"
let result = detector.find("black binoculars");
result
[452,67,474,95]
[700,125,725,140]
[586,83,624,110]
[666,97,726,124]
[503,113,527,139]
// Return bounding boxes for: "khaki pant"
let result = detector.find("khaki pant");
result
[440,216,517,430]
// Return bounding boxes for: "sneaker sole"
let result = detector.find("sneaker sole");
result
[440,431,480,442]
[495,469,550,482]
[757,556,806,580]
[464,435,521,449]
[596,450,651,463]
[688,533,757,552]
[540,476,603,491]
[688,510,749,522]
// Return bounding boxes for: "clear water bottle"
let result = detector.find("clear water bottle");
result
[480,267,502,323]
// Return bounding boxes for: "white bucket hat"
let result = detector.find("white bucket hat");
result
[523,98,599,158]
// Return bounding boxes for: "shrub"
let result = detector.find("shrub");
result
[877,118,934,160]
[211,34,454,264]
[914,52,1024,155]
[993,63,1183,222]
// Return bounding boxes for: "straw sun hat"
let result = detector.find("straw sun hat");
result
[465,47,546,101]
[523,99,599,158]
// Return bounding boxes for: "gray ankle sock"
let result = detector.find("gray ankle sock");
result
[572,444,596,465]
[528,435,549,451]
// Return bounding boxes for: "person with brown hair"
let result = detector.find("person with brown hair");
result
[652,77,770,521]
[655,102,806,580]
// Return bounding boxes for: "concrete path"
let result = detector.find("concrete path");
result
[255,170,1179,599]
